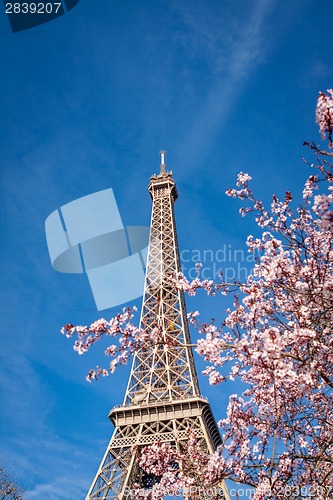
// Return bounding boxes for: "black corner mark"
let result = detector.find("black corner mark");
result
[4,0,80,33]
[63,0,79,11]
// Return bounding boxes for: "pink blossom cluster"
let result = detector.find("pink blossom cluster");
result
[316,89,333,147]
[61,307,162,381]
[130,432,227,500]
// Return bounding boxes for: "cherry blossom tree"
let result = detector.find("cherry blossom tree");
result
[63,89,333,499]
[0,466,23,500]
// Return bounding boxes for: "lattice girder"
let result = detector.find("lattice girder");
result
[124,173,200,406]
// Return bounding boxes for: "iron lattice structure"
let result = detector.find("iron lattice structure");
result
[87,157,229,500]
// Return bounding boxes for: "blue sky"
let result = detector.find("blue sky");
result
[1,0,333,498]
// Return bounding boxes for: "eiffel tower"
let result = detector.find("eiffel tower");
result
[86,153,229,499]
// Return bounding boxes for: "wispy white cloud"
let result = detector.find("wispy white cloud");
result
[0,352,52,430]
[171,0,277,169]
[16,434,90,499]
[0,349,98,499]
[24,477,87,500]
[2,415,95,499]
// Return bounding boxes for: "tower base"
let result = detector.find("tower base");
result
[86,398,229,499]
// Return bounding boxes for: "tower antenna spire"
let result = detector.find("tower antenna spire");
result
[160,149,166,174]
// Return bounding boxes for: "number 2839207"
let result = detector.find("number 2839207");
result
[6,3,62,14]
